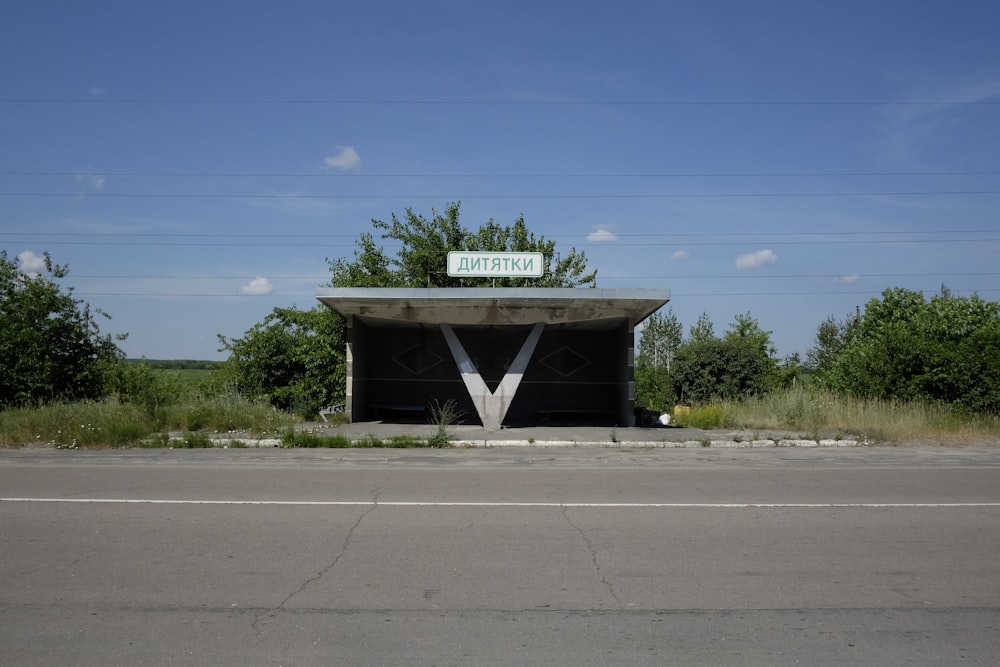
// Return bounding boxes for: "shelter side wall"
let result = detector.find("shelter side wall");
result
[617,321,636,426]
[346,316,369,422]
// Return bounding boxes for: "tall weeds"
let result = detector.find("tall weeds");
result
[0,395,295,447]
[719,384,1000,443]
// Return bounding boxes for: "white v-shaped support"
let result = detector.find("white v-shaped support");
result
[440,322,545,430]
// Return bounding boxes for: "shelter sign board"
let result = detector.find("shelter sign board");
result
[447,251,544,278]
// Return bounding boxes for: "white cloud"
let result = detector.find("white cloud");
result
[240,276,274,295]
[586,228,618,243]
[17,250,47,274]
[88,86,104,97]
[669,250,690,261]
[837,274,860,284]
[323,146,361,170]
[75,173,105,190]
[735,249,778,270]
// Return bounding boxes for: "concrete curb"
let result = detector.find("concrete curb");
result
[198,437,861,449]
[451,439,861,448]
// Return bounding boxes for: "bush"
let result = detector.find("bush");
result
[671,404,730,429]
[0,251,122,408]
[155,395,294,435]
[672,338,773,403]
[217,306,346,418]
[105,360,182,415]
[820,288,1000,413]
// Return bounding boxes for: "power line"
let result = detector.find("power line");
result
[5,229,999,240]
[4,170,1000,178]
[5,238,998,248]
[3,190,1000,200]
[3,97,999,106]
[69,288,1000,299]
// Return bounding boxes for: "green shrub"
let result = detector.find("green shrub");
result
[686,404,730,429]
[156,395,295,435]
[106,360,183,414]
[0,251,122,409]
[428,399,461,448]
[818,288,1000,413]
[217,305,345,418]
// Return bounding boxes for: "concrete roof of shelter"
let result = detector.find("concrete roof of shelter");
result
[316,287,671,327]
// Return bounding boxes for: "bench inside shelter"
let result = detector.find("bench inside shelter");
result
[370,403,428,422]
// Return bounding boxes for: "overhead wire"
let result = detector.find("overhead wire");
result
[3,190,1000,200]
[3,97,1000,106]
[67,288,1000,299]
[4,169,1000,178]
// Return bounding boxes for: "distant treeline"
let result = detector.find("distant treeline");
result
[126,359,223,370]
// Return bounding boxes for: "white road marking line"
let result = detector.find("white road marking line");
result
[2,498,1000,508]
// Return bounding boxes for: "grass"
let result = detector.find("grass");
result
[708,384,1000,444]
[3,383,999,449]
[659,384,1000,445]
[279,429,430,448]
[0,395,296,448]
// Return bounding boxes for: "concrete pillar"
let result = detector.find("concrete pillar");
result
[441,323,544,430]
[617,321,636,426]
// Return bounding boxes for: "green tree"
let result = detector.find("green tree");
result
[0,251,122,408]
[671,312,776,403]
[634,308,683,409]
[327,202,597,288]
[688,312,716,343]
[672,338,773,403]
[725,312,776,359]
[725,311,782,385]
[775,352,804,389]
[218,306,346,418]
[806,313,859,376]
[822,287,1000,412]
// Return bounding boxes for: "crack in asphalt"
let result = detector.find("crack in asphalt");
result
[561,507,624,610]
[17,548,103,577]
[251,501,378,636]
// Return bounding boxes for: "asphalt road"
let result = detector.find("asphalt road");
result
[2,446,999,666]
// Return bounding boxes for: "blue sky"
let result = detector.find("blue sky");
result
[3,0,999,360]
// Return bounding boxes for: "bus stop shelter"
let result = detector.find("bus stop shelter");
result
[316,287,670,430]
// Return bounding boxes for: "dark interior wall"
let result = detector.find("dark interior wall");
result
[361,324,474,422]
[352,320,630,426]
[508,326,620,424]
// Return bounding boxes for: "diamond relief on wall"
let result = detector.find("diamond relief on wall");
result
[393,345,444,376]
[539,346,590,377]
